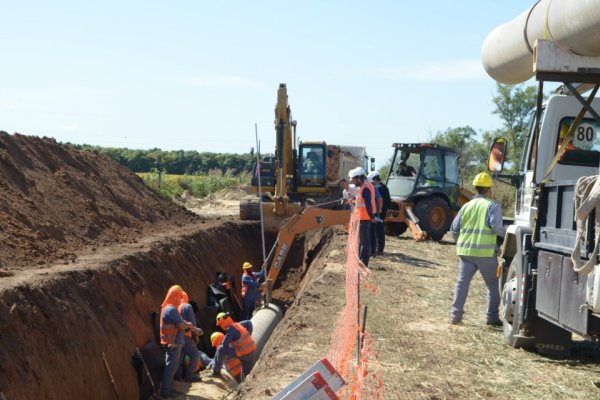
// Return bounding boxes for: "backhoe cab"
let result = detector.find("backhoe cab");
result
[385,143,472,241]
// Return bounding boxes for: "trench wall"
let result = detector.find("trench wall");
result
[0,222,267,400]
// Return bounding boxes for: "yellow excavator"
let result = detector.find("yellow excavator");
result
[240,83,370,233]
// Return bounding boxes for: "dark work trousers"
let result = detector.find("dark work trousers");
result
[370,217,385,254]
[359,220,372,266]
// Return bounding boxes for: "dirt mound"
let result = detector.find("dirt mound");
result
[0,132,196,275]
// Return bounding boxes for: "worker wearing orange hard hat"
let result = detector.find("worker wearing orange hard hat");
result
[211,312,256,378]
[449,173,506,327]
[241,261,266,320]
[207,332,243,382]
[159,285,202,398]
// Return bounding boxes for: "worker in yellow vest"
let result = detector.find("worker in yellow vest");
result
[449,173,506,326]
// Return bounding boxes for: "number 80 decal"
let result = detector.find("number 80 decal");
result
[573,123,597,149]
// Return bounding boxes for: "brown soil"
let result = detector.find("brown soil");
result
[3,131,600,400]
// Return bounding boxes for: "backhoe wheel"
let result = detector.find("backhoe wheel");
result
[385,222,407,236]
[414,197,451,241]
[502,260,534,349]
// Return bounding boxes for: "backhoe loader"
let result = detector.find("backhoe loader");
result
[385,143,473,241]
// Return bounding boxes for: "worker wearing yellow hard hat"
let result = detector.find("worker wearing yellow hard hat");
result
[240,261,266,320]
[449,172,506,327]
[211,312,256,379]
[207,332,243,382]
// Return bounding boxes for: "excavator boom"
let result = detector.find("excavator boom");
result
[265,207,350,289]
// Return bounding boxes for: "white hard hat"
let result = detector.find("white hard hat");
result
[348,167,366,179]
[367,171,379,182]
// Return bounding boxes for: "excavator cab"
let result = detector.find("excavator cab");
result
[385,143,470,241]
[297,142,327,190]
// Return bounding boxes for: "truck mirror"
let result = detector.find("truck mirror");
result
[488,138,507,173]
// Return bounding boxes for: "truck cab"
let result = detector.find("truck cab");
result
[491,93,600,355]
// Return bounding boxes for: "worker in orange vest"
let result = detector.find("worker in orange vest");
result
[159,285,202,398]
[175,291,203,383]
[349,167,378,266]
[211,312,257,377]
[208,332,243,382]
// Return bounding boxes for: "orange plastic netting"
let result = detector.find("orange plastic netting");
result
[326,213,384,399]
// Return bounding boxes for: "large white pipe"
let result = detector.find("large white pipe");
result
[251,303,283,357]
[482,0,600,84]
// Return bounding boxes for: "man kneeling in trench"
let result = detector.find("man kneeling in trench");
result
[208,312,256,379]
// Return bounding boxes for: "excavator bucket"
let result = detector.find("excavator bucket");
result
[239,194,301,233]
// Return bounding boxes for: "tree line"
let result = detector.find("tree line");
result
[67,145,257,175]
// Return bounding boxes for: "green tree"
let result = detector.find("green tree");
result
[430,126,483,182]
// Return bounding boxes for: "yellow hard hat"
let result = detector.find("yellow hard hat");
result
[211,332,224,348]
[242,262,253,269]
[216,312,232,328]
[472,172,493,188]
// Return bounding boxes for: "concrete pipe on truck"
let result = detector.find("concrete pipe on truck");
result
[250,303,283,358]
[482,0,600,84]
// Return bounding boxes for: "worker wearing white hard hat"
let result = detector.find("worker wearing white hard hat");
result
[449,172,506,326]
[348,167,377,266]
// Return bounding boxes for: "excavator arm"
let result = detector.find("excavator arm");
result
[264,206,350,298]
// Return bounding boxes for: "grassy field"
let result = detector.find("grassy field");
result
[138,169,250,199]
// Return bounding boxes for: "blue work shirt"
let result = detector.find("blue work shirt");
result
[242,268,266,303]
[161,305,185,345]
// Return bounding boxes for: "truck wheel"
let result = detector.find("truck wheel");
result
[385,222,407,236]
[502,260,534,349]
[239,198,260,220]
[414,197,451,241]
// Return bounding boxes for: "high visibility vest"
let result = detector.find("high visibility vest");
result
[456,197,497,257]
[230,322,256,357]
[241,271,256,297]
[226,357,242,379]
[177,303,193,339]
[354,181,376,221]
[159,305,179,345]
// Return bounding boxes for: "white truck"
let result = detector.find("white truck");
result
[484,19,600,354]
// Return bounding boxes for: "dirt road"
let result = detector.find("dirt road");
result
[237,231,600,400]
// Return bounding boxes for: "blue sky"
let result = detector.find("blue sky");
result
[0,1,538,167]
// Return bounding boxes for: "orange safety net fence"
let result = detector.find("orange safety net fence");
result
[326,213,384,399]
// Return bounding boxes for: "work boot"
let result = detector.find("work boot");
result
[486,319,503,327]
[184,375,202,383]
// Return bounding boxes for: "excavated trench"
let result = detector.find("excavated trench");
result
[0,220,332,399]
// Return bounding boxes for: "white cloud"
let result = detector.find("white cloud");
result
[183,75,265,89]
[374,59,487,81]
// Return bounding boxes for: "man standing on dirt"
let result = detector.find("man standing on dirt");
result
[176,291,203,383]
[368,172,391,255]
[159,285,203,398]
[349,167,377,266]
[241,262,266,320]
[449,173,506,326]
